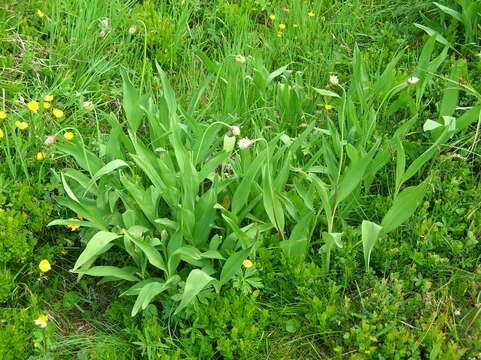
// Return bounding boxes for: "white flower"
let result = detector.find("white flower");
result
[101,18,109,28]
[238,137,254,149]
[230,126,240,136]
[83,101,94,111]
[407,76,419,85]
[235,54,246,64]
[99,30,107,37]
[128,24,137,34]
[329,75,339,86]
[454,310,461,317]
[34,314,48,328]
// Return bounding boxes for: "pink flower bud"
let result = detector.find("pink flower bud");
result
[238,137,254,149]
[44,135,57,145]
[230,126,241,136]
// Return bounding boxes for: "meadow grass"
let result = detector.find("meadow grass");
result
[1,0,480,359]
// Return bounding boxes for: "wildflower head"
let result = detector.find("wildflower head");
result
[269,14,276,20]
[0,110,6,120]
[279,23,286,30]
[238,137,254,149]
[43,102,51,109]
[39,259,51,273]
[235,54,246,64]
[324,104,334,110]
[44,95,54,102]
[36,152,45,161]
[101,18,110,28]
[308,11,315,17]
[34,314,48,328]
[36,10,44,18]
[52,109,64,118]
[67,223,80,231]
[27,101,39,112]
[15,121,29,130]
[0,129,4,138]
[230,125,241,136]
[329,75,339,86]
[44,135,57,145]
[83,101,94,111]
[128,24,138,34]
[63,131,74,141]
[242,259,253,268]
[407,76,419,85]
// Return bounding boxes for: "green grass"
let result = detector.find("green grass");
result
[1,0,481,359]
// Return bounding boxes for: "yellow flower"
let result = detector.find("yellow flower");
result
[27,101,40,112]
[36,152,45,161]
[0,129,4,138]
[77,215,84,221]
[60,249,68,255]
[15,121,29,130]
[279,23,286,30]
[52,109,64,118]
[39,259,51,273]
[44,95,54,102]
[293,24,299,28]
[242,259,253,268]
[36,10,45,18]
[308,11,315,17]
[43,102,51,109]
[269,14,276,20]
[324,104,334,110]
[64,131,74,141]
[67,224,80,231]
[276,31,283,38]
[0,110,6,120]
[34,314,48,328]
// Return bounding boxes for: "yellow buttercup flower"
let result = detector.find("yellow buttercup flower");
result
[0,129,4,138]
[64,131,74,141]
[27,101,39,111]
[324,104,334,110]
[36,152,45,161]
[52,109,64,118]
[34,314,48,328]
[15,121,29,130]
[242,259,253,268]
[44,95,54,102]
[43,102,51,109]
[36,10,44,18]
[0,110,6,119]
[279,23,286,30]
[269,14,276,20]
[39,259,51,273]
[308,12,315,17]
[67,224,80,231]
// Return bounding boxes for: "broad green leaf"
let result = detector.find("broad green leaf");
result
[381,182,428,234]
[74,231,121,270]
[361,221,383,271]
[75,266,138,282]
[124,232,166,272]
[433,2,463,22]
[174,269,216,314]
[220,247,251,286]
[279,213,313,260]
[131,282,168,316]
[414,24,450,46]
[89,160,128,185]
[423,119,443,131]
[313,88,340,98]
